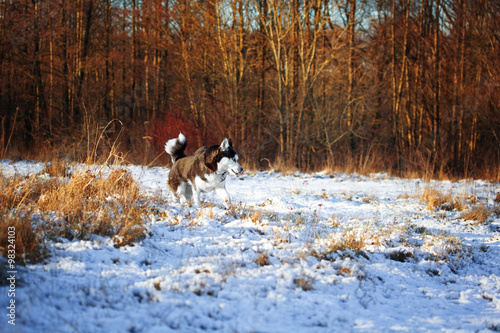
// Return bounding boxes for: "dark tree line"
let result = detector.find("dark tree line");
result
[1,0,499,178]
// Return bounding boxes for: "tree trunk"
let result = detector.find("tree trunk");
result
[432,0,441,171]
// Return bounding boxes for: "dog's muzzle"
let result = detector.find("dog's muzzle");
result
[232,166,244,176]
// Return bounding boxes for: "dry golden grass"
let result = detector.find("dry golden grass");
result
[317,191,329,199]
[323,231,367,254]
[258,156,294,174]
[461,205,492,225]
[272,229,292,246]
[0,173,52,263]
[397,193,411,200]
[0,212,46,264]
[362,194,376,204]
[421,186,467,211]
[0,164,151,263]
[422,232,470,262]
[42,159,71,177]
[294,275,314,290]
[0,173,57,210]
[248,210,262,224]
[338,267,354,276]
[329,215,342,228]
[254,251,271,266]
[36,168,146,241]
[316,221,400,261]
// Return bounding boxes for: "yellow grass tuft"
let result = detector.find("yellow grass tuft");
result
[0,166,150,263]
[421,186,467,211]
[253,251,271,266]
[294,275,314,290]
[338,267,354,276]
[324,231,367,254]
[461,205,492,225]
[42,159,71,178]
[248,210,262,224]
[0,212,46,264]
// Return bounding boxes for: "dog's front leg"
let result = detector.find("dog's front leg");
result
[215,187,231,209]
[193,188,202,206]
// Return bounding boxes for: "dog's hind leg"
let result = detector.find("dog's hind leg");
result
[176,181,192,205]
[184,183,193,202]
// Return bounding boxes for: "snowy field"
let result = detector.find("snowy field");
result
[1,159,500,332]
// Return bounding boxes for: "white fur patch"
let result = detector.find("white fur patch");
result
[175,181,192,204]
[194,174,225,193]
[192,173,230,208]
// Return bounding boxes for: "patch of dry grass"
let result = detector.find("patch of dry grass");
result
[421,186,468,211]
[461,205,492,225]
[328,215,342,228]
[254,251,271,266]
[321,231,368,257]
[36,168,147,242]
[42,159,71,178]
[422,232,470,263]
[294,274,314,290]
[338,267,354,276]
[314,219,408,262]
[362,194,377,204]
[0,211,46,264]
[0,163,152,263]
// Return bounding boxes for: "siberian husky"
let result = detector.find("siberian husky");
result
[165,133,243,208]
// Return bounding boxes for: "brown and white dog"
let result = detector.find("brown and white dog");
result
[165,133,243,208]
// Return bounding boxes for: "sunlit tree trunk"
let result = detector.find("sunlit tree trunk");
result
[452,0,466,172]
[131,0,137,119]
[105,0,113,120]
[346,0,356,131]
[32,0,46,142]
[432,0,441,169]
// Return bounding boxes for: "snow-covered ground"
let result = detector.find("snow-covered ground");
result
[1,160,500,332]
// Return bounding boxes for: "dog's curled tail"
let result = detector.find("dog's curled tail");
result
[165,133,187,164]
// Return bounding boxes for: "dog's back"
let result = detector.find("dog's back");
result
[167,145,217,186]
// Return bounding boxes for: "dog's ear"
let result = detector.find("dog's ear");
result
[204,147,220,172]
[220,138,231,152]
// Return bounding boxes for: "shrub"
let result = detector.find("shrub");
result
[149,113,218,164]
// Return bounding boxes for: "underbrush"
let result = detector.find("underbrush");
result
[0,163,153,264]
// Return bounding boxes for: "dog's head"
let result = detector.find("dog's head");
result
[205,138,244,176]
